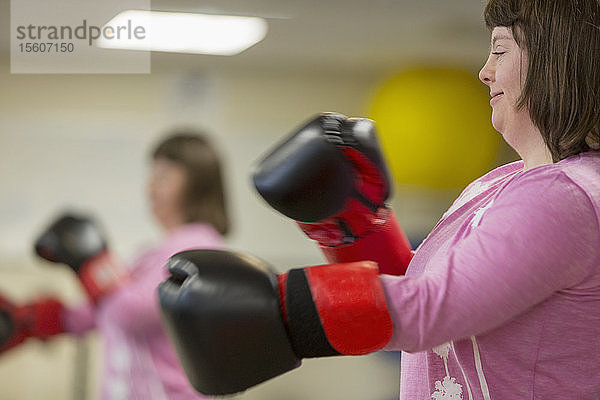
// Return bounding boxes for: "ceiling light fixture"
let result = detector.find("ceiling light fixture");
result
[97,10,268,55]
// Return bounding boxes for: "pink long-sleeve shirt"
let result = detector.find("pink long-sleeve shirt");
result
[381,151,600,399]
[64,223,223,400]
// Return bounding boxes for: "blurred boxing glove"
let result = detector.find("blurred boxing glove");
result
[158,249,392,395]
[0,294,64,354]
[34,213,127,303]
[253,112,413,275]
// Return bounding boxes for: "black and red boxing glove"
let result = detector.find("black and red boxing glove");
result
[34,213,128,303]
[158,249,393,395]
[253,112,413,276]
[0,294,64,354]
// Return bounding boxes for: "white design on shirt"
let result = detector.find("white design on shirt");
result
[433,343,450,362]
[443,181,490,220]
[109,343,132,400]
[133,336,169,400]
[431,343,463,400]
[470,199,494,229]
[429,339,492,400]
[432,376,464,400]
[470,336,491,400]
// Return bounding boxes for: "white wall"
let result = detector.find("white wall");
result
[0,67,420,270]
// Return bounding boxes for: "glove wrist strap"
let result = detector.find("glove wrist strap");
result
[279,262,393,358]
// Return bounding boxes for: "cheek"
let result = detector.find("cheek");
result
[164,182,184,206]
[152,180,181,206]
[507,61,527,101]
[148,163,188,211]
[167,175,188,208]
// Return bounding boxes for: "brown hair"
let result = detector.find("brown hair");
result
[152,130,229,235]
[484,0,600,161]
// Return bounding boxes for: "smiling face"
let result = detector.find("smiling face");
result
[479,27,532,148]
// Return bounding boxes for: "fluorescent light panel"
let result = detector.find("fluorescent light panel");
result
[97,10,268,55]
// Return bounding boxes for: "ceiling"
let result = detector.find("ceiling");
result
[0,0,492,75]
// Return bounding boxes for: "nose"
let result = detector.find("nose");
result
[478,55,494,86]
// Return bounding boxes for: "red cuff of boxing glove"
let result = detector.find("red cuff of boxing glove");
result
[297,201,382,247]
[78,251,128,303]
[1,298,64,353]
[320,211,413,276]
[26,298,65,339]
[278,261,393,358]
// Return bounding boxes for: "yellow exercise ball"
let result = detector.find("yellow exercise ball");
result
[367,67,500,189]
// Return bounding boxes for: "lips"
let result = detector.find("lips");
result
[490,91,504,105]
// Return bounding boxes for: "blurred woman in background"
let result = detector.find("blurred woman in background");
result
[24,130,230,400]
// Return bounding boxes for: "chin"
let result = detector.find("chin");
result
[491,119,503,134]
